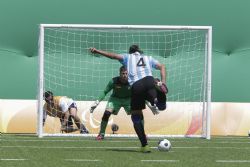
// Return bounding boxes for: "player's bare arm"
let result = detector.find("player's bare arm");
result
[156,63,166,84]
[89,47,123,60]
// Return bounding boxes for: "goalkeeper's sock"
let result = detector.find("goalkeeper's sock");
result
[99,120,108,135]
[99,110,111,135]
[131,114,147,147]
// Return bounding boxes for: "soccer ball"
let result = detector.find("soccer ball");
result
[111,123,119,133]
[158,139,171,151]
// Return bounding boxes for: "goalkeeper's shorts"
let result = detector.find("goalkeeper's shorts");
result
[106,97,131,115]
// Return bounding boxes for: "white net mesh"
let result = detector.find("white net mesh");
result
[39,25,210,138]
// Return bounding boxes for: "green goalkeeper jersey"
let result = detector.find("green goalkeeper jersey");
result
[98,76,131,101]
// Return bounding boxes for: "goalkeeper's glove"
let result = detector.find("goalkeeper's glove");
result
[90,100,100,113]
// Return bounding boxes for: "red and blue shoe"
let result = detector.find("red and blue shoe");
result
[96,134,104,141]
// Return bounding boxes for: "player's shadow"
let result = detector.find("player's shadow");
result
[105,148,139,153]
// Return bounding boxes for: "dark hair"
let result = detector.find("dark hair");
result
[120,65,127,73]
[44,91,53,99]
[129,44,143,54]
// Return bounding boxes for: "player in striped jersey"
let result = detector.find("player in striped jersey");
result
[90,45,166,153]
[43,91,89,134]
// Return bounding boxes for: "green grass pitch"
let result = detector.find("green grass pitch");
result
[1,134,250,167]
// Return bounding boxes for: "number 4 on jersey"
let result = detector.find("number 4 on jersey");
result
[137,57,146,67]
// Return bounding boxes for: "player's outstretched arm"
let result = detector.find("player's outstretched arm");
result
[90,79,113,113]
[90,100,100,113]
[89,47,123,60]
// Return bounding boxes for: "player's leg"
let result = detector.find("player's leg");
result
[59,114,73,133]
[61,111,70,130]
[60,115,74,127]
[68,103,89,134]
[60,116,79,133]
[155,89,167,110]
[131,78,149,152]
[123,98,145,126]
[97,98,118,140]
[150,78,167,110]
[97,109,112,140]
[60,111,76,133]
[145,84,160,114]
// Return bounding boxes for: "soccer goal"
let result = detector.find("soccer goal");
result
[37,24,212,139]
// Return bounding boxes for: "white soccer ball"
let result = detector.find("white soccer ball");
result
[158,139,171,151]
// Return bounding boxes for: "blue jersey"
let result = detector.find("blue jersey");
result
[119,52,159,85]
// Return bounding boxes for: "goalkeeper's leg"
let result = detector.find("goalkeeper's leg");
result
[97,110,112,140]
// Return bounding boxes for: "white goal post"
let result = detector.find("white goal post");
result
[37,24,212,139]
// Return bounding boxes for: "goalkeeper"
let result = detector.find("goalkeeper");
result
[43,91,89,134]
[90,66,131,140]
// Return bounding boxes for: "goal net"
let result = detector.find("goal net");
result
[37,24,212,139]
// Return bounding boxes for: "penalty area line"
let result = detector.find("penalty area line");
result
[216,160,250,163]
[0,159,28,161]
[141,160,179,163]
[65,159,102,162]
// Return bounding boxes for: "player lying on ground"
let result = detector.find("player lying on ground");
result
[43,91,89,134]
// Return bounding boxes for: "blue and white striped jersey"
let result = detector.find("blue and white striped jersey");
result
[119,52,159,86]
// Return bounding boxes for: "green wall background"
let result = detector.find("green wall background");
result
[0,0,250,102]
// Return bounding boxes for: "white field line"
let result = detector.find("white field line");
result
[2,136,249,141]
[216,160,250,163]
[2,139,250,144]
[1,146,139,149]
[0,159,27,161]
[141,160,179,163]
[1,145,250,150]
[0,139,140,142]
[65,159,101,162]
[174,146,250,149]
[1,136,136,140]
[2,135,249,140]
[214,136,248,139]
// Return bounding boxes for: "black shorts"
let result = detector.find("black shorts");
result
[131,76,157,110]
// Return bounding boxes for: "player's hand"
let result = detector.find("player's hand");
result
[89,47,98,54]
[90,100,100,113]
[156,81,168,94]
